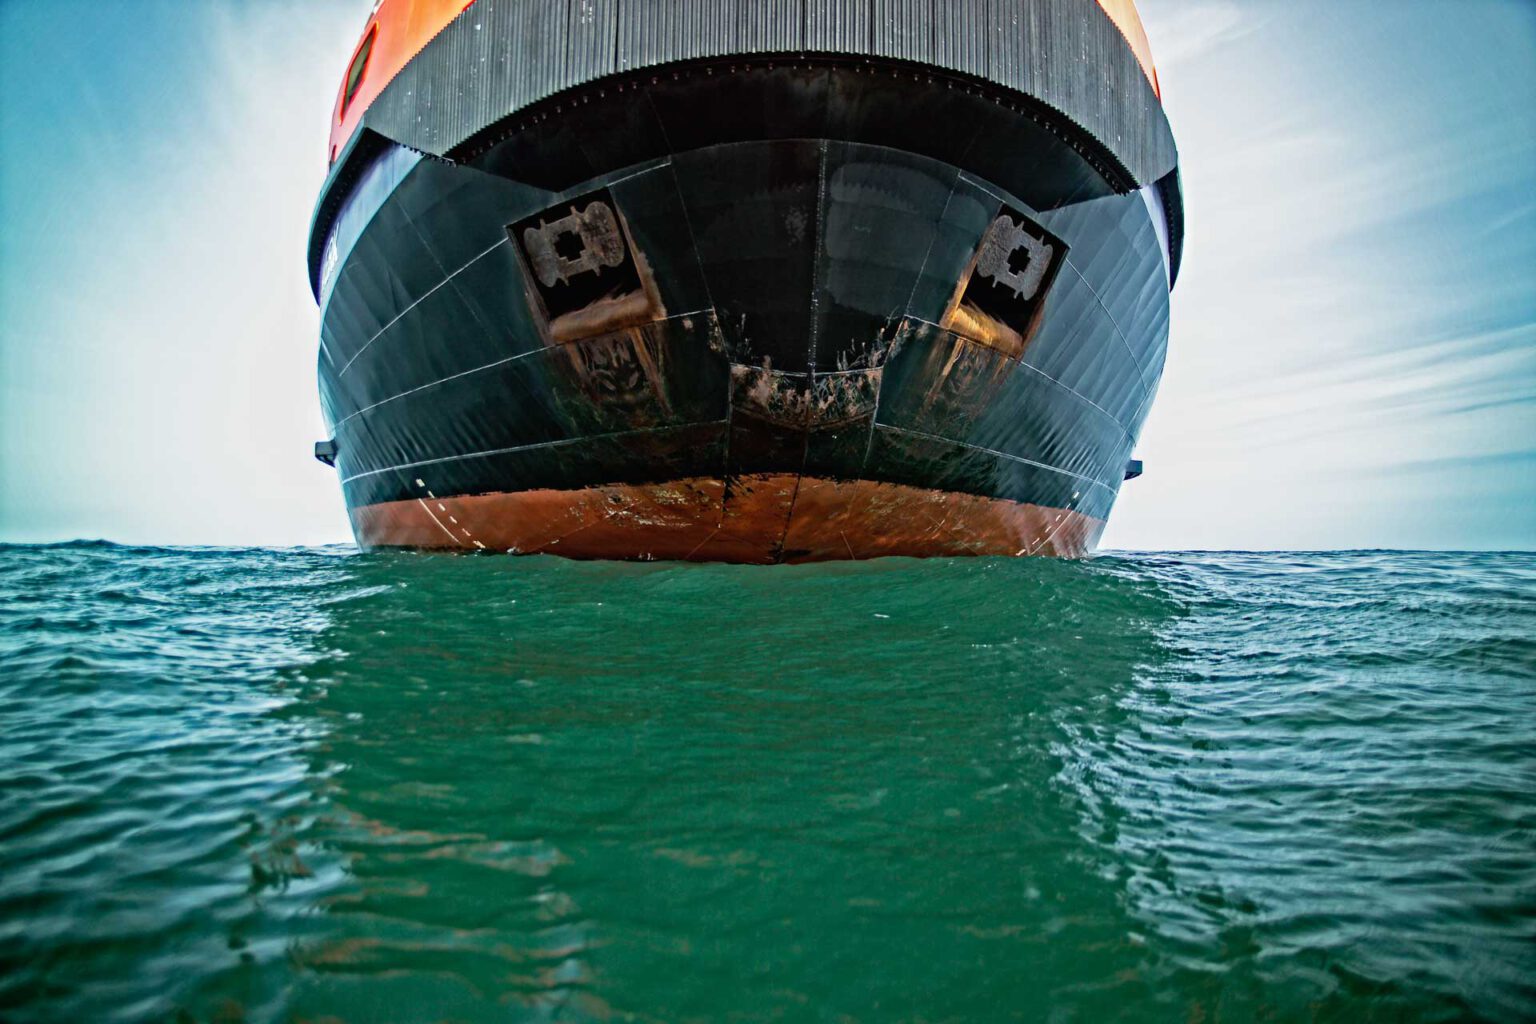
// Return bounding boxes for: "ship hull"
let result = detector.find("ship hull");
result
[315,56,1174,561]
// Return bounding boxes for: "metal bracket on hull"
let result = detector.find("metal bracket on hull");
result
[942,205,1068,359]
[315,439,339,467]
[521,201,627,288]
[1124,459,1143,481]
[508,187,664,346]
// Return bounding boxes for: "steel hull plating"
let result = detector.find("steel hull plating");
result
[316,58,1174,561]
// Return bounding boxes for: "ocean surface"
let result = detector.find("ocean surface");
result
[1,545,1532,1023]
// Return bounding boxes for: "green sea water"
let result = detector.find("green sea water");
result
[1,545,1532,1022]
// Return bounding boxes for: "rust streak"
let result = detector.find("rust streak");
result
[354,476,1105,563]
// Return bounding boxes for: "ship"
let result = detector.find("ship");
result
[309,0,1182,561]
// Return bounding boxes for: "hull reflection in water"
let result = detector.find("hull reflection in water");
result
[1,547,1533,1021]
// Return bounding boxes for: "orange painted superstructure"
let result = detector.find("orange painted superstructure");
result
[327,0,1160,162]
[328,0,479,163]
[1094,0,1159,97]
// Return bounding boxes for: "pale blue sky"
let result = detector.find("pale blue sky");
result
[1,0,1532,549]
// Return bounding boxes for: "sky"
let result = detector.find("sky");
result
[0,0,1532,550]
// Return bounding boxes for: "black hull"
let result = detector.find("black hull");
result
[314,54,1174,560]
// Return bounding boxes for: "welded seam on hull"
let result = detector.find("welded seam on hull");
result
[957,169,1158,397]
[597,156,674,192]
[683,526,724,560]
[1014,361,1138,449]
[807,138,830,377]
[336,237,509,379]
[900,164,966,320]
[663,164,717,314]
[873,423,1115,496]
[339,418,731,486]
[954,172,1011,209]
[655,125,725,502]
[1059,260,1158,395]
[773,137,834,561]
[522,496,638,556]
[636,93,720,325]
[903,314,1139,447]
[869,162,964,473]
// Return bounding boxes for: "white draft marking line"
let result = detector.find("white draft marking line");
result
[338,353,528,426]
[336,307,715,427]
[417,498,466,546]
[873,424,1110,492]
[337,237,508,379]
[902,319,1136,447]
[1033,489,1089,556]
[416,480,486,550]
[341,420,726,485]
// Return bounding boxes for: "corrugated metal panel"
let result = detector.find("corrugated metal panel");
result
[435,10,468,151]
[566,0,619,90]
[355,0,1177,196]
[737,0,805,53]
[613,1,638,67]
[681,0,741,60]
[616,0,661,68]
[490,0,567,120]
[873,0,932,64]
[805,0,871,55]
[986,0,1026,95]
[933,0,986,78]
[321,0,1184,299]
[1028,0,1085,132]
[618,0,739,68]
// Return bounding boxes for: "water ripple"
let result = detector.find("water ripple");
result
[0,544,1531,1021]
